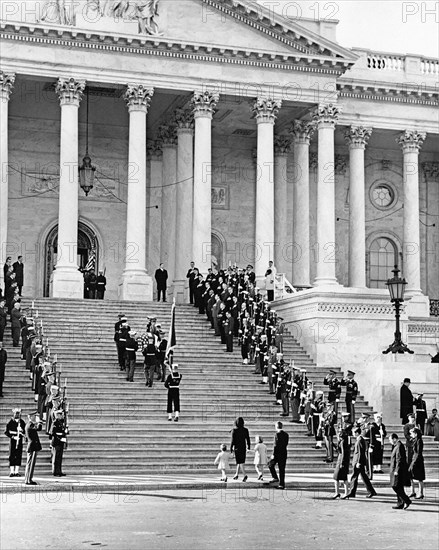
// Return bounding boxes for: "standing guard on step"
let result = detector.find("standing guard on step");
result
[125,330,139,382]
[165,363,182,422]
[341,370,358,424]
[324,370,342,419]
[50,409,69,476]
[4,408,26,477]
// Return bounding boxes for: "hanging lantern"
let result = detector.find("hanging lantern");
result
[79,154,96,196]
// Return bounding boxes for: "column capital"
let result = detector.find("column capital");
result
[124,84,154,113]
[274,135,291,156]
[397,129,426,153]
[0,71,15,101]
[56,77,85,107]
[289,120,316,144]
[147,139,162,161]
[175,108,194,133]
[344,126,372,149]
[157,124,177,147]
[312,103,340,128]
[191,90,219,118]
[252,97,282,124]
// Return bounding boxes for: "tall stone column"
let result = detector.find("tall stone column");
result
[313,104,340,287]
[344,126,372,288]
[0,71,15,291]
[273,135,291,276]
[253,97,282,280]
[147,139,163,275]
[120,84,154,301]
[174,109,194,303]
[290,120,315,287]
[51,77,85,298]
[158,124,178,293]
[397,130,426,295]
[191,90,219,274]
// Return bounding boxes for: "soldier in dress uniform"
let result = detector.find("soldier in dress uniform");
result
[143,331,158,387]
[341,411,353,441]
[4,408,26,476]
[289,367,302,423]
[323,370,342,419]
[118,317,130,371]
[357,412,373,478]
[303,380,315,436]
[50,409,68,476]
[125,330,138,382]
[312,390,326,449]
[114,314,125,368]
[278,366,291,417]
[370,412,387,474]
[165,363,182,422]
[96,271,107,300]
[322,403,337,463]
[224,310,234,352]
[156,330,168,382]
[341,370,358,423]
[414,393,427,434]
[24,411,43,485]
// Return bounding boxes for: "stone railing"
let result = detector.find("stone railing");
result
[421,57,439,76]
[430,299,439,317]
[275,273,298,300]
[366,52,405,71]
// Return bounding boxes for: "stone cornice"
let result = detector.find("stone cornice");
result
[337,81,439,106]
[0,23,350,75]
[202,0,358,63]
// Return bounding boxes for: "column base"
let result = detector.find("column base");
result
[51,267,84,299]
[173,280,188,304]
[405,293,430,318]
[313,277,340,287]
[119,270,153,302]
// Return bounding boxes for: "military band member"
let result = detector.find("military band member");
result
[50,409,68,476]
[5,408,26,476]
[165,363,182,422]
[370,412,387,474]
[341,370,358,423]
[414,393,427,434]
[24,411,43,485]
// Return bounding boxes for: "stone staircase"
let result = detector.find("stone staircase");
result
[1,298,438,477]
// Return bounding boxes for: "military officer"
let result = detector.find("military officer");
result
[341,370,358,423]
[323,369,342,417]
[50,409,68,476]
[24,411,43,485]
[165,363,182,422]
[4,408,26,476]
[312,390,326,449]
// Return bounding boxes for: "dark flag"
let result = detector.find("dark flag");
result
[166,300,176,361]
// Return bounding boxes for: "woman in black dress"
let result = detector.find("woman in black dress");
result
[409,427,425,499]
[230,417,251,481]
[332,429,350,499]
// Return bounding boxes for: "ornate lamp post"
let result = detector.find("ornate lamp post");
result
[383,265,414,354]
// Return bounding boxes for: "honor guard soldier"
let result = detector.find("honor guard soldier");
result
[323,403,337,463]
[24,411,43,485]
[143,332,158,387]
[303,381,315,436]
[96,271,107,300]
[357,412,373,478]
[279,367,291,417]
[414,393,427,434]
[125,330,139,382]
[117,316,130,371]
[165,363,182,422]
[370,412,387,474]
[289,367,302,422]
[323,370,342,417]
[341,411,353,441]
[341,370,358,423]
[113,314,124,368]
[5,408,26,476]
[312,391,326,448]
[50,409,68,476]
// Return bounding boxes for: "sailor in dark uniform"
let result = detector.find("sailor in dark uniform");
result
[50,409,68,476]
[4,408,26,476]
[165,363,182,422]
[341,370,358,423]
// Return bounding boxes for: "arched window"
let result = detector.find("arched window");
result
[369,237,398,288]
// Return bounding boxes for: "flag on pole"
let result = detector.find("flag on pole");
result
[84,247,96,271]
[165,300,176,361]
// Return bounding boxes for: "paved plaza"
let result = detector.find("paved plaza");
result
[1,486,438,550]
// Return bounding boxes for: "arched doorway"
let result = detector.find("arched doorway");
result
[44,221,99,297]
[211,231,225,271]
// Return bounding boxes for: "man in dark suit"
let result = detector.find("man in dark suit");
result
[0,342,7,397]
[389,433,412,509]
[346,427,377,498]
[186,262,197,304]
[12,256,24,296]
[154,263,168,302]
[24,411,43,485]
[400,378,414,424]
[224,310,234,352]
[268,421,289,489]
[0,297,7,344]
